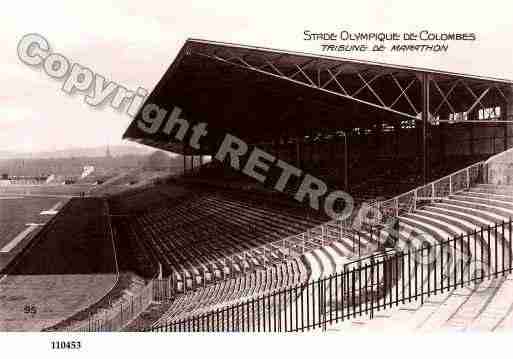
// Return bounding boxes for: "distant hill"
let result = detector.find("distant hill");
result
[0,149,189,178]
[0,145,165,159]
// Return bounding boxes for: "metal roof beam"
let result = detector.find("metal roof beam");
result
[192,50,419,120]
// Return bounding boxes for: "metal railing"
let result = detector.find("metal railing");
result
[146,218,513,332]
[368,161,485,226]
[78,279,155,332]
[143,164,489,295]
[485,143,513,165]
[162,215,381,295]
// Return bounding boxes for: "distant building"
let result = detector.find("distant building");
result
[106,145,113,159]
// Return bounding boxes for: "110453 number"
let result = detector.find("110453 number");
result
[51,341,81,350]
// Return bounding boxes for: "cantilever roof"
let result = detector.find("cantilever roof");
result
[123,38,512,155]
[187,38,513,85]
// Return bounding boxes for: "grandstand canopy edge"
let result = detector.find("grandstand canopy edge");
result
[123,38,513,183]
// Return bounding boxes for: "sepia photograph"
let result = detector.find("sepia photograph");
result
[1,0,513,357]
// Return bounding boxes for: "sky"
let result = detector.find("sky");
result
[1,0,512,153]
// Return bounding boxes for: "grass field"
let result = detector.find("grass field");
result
[0,184,92,196]
[0,196,64,250]
[0,197,117,331]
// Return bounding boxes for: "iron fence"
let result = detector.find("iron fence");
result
[163,217,381,295]
[371,161,485,225]
[146,218,512,332]
[80,279,154,331]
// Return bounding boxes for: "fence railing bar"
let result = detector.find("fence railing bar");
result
[144,220,513,332]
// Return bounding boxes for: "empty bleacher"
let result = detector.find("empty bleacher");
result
[111,148,505,332]
[117,185,360,286]
[111,178,389,330]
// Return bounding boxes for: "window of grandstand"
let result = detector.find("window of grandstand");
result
[448,111,468,122]
[312,132,323,142]
[478,106,501,120]
[400,119,416,129]
[429,115,440,126]
[351,127,372,135]
[381,122,395,132]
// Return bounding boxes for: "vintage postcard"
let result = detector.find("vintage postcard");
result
[1,0,512,357]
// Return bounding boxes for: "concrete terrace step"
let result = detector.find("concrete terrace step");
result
[450,194,513,210]
[489,274,513,331]
[442,277,506,331]
[465,190,513,202]
[328,184,513,333]
[474,184,513,196]
[423,205,499,229]
[430,202,510,224]
[398,216,454,243]
[441,198,513,219]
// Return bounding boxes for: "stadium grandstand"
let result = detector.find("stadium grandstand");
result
[2,39,513,332]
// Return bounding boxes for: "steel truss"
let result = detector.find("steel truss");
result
[430,77,512,123]
[192,47,421,120]
[189,46,512,124]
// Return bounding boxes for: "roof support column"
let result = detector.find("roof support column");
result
[183,144,186,175]
[394,124,400,159]
[505,86,513,150]
[439,121,445,161]
[343,132,349,191]
[470,122,475,156]
[421,72,431,184]
[296,140,301,167]
[504,114,509,151]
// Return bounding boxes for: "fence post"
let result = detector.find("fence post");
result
[420,248,424,305]
[369,262,374,319]
[488,226,491,278]
[495,223,498,278]
[395,198,399,217]
[322,279,327,331]
[502,221,505,275]
[510,218,512,274]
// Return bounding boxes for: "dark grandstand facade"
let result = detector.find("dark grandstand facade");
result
[124,39,513,200]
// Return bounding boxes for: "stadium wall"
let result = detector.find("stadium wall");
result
[486,146,513,185]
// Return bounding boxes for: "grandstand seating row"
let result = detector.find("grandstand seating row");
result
[108,154,512,332]
[126,182,511,331]
[121,188,372,289]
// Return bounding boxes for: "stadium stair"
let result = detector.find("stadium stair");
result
[328,183,513,332]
